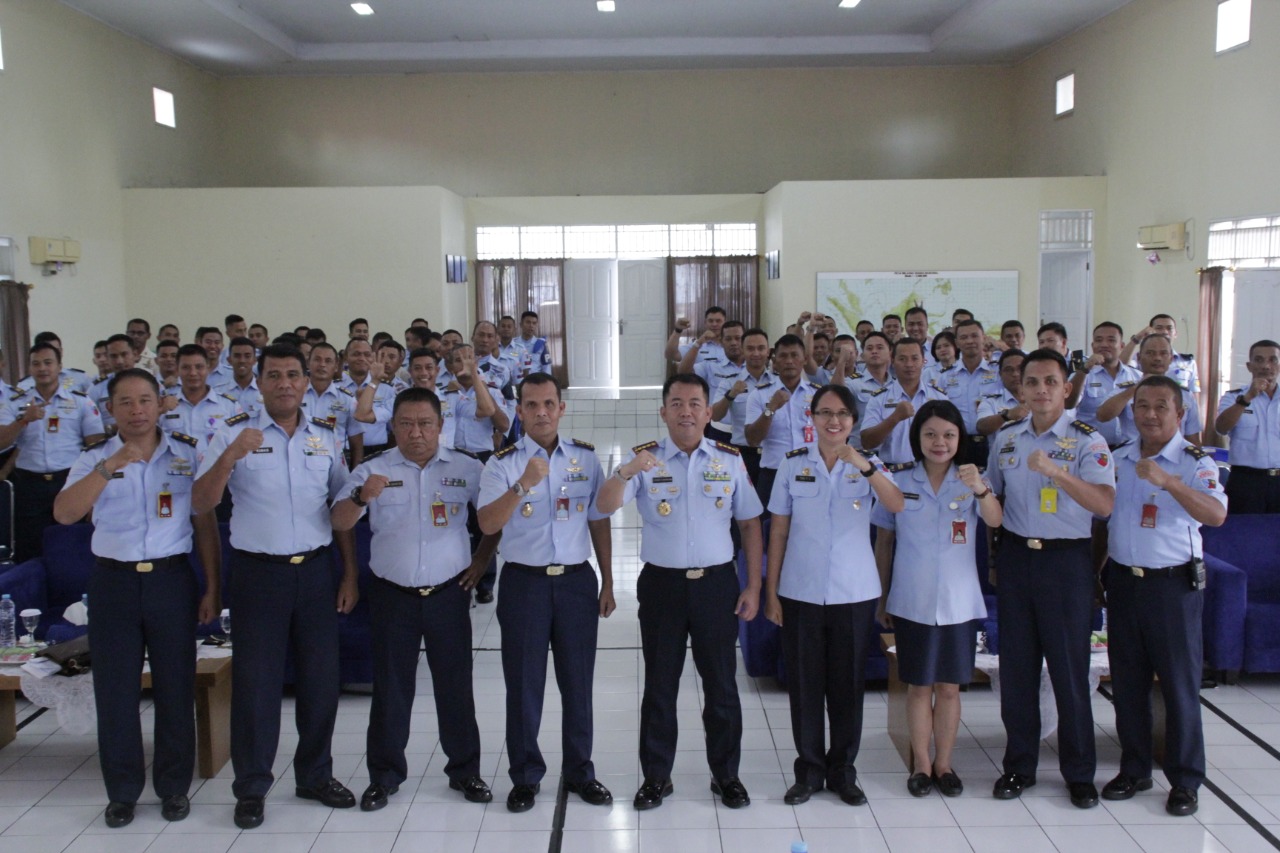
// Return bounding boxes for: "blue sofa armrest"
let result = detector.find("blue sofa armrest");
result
[0,559,49,634]
[1203,554,1247,673]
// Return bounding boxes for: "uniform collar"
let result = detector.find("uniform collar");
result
[253,407,313,436]
[103,430,182,461]
[955,358,991,376]
[1117,432,1186,463]
[657,436,713,462]
[518,433,567,459]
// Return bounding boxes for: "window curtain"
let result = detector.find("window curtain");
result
[667,256,760,340]
[1198,266,1225,447]
[476,260,567,387]
[0,282,31,385]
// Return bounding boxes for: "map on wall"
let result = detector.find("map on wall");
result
[816,270,1019,336]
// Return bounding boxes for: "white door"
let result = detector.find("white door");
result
[1229,269,1280,390]
[619,259,668,387]
[1039,250,1093,349]
[565,259,618,388]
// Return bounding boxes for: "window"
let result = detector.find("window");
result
[0,26,6,72]
[1055,73,1075,116]
[1040,210,1094,250]
[153,87,175,128]
[1217,0,1251,53]
[0,237,14,281]
[476,223,757,260]
[1208,216,1280,268]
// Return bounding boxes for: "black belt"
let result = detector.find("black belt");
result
[14,468,69,482]
[375,570,464,597]
[96,554,188,573]
[644,561,734,580]
[1002,531,1090,552]
[1230,465,1277,476]
[234,546,325,565]
[504,561,589,577]
[1111,560,1194,580]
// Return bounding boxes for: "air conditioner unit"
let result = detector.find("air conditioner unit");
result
[1136,222,1186,251]
[29,237,81,264]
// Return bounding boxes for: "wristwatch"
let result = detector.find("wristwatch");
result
[350,485,367,507]
[1236,395,1250,407]
[511,481,529,498]
[999,408,1011,422]
[763,407,775,418]
[612,468,632,483]
[93,460,112,482]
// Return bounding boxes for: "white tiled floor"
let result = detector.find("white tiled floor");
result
[4,386,1280,851]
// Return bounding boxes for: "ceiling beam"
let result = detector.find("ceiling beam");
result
[199,0,300,56]
[930,0,1004,50]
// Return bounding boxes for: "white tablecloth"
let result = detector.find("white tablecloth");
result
[974,650,1110,739]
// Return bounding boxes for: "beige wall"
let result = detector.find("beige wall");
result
[1011,0,1280,340]
[0,0,219,365]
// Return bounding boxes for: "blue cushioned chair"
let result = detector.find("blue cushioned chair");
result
[1202,514,1280,676]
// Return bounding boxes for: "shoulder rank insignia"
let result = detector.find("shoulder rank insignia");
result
[452,447,480,460]
[69,367,85,374]
[170,432,199,447]
[1070,419,1098,435]
[998,417,1025,432]
[786,447,808,458]
[221,393,238,403]
[9,391,23,401]
[1227,388,1243,396]
[869,387,889,397]
[571,437,595,450]
[886,462,915,474]
[714,441,741,456]
[633,440,659,454]
[72,390,89,397]
[225,412,250,426]
[1185,446,1211,460]
[338,386,355,397]
[493,444,519,459]
[1116,381,1136,389]
[83,436,109,450]
[848,371,863,380]
[309,417,335,430]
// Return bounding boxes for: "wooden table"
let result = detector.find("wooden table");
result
[0,654,232,778]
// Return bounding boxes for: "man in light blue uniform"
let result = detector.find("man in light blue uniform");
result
[332,387,496,813]
[597,373,764,812]
[1069,322,1142,448]
[1095,334,1202,445]
[55,368,221,829]
[985,349,1115,810]
[1102,375,1225,818]
[90,334,141,434]
[213,337,263,418]
[513,311,554,380]
[941,320,1001,465]
[301,343,364,464]
[860,339,948,467]
[162,344,242,448]
[1214,339,1280,513]
[711,327,771,484]
[478,373,615,813]
[745,334,822,504]
[846,332,894,450]
[688,321,745,442]
[1120,314,1201,394]
[346,338,396,455]
[193,344,359,831]
[976,349,1028,437]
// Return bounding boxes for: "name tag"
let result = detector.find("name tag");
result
[252,447,273,454]
[794,475,816,483]
[386,480,404,488]
[440,477,467,487]
[164,413,181,419]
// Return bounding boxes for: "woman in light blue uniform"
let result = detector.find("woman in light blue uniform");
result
[763,384,903,807]
[872,400,1002,798]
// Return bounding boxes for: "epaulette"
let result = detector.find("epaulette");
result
[1185,446,1211,460]
[786,447,807,458]
[338,386,355,397]
[225,412,250,426]
[309,417,335,430]
[9,391,24,401]
[68,367,85,373]
[571,437,595,450]
[452,447,480,460]
[848,371,863,380]
[885,461,915,473]
[83,436,109,450]
[1070,419,1098,435]
[170,432,199,447]
[929,381,945,393]
[998,417,1026,431]
[72,390,88,397]
[633,440,659,453]
[869,387,889,397]
[1116,380,1136,389]
[715,441,741,456]
[220,393,238,403]
[984,392,1003,399]
[1227,388,1243,395]
[493,444,519,459]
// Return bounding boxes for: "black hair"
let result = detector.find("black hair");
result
[348,317,369,332]
[704,305,727,318]
[1001,319,1025,333]
[107,367,160,399]
[408,346,439,365]
[249,323,268,334]
[106,333,134,348]
[127,318,151,333]
[1149,313,1176,327]
[998,348,1028,370]
[892,338,924,358]
[378,339,406,355]
[662,372,709,403]
[743,326,769,344]
[308,342,339,360]
[392,386,442,420]
[931,331,957,360]
[812,383,859,425]
[1037,322,1068,341]
[904,305,928,320]
[520,311,539,321]
[1094,321,1125,338]
[1020,348,1070,380]
[1133,375,1185,410]
[227,336,255,352]
[304,328,327,343]
[29,342,62,363]
[257,343,307,375]
[882,313,902,325]
[273,333,304,347]
[177,343,209,362]
[722,320,745,334]
[155,339,180,353]
[1249,339,1280,358]
[773,333,806,352]
[34,331,61,347]
[954,318,984,334]
[862,331,892,350]
[518,372,562,402]
[1137,332,1172,354]
[195,326,221,342]
[224,314,245,327]
[909,399,968,462]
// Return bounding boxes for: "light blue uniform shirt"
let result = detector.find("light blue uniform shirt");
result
[161,387,242,448]
[214,378,264,418]
[343,446,483,586]
[1108,435,1225,568]
[985,412,1115,539]
[712,366,772,445]
[614,437,762,568]
[767,445,887,605]
[1108,385,1201,445]
[871,464,988,624]
[845,370,892,450]
[1,386,104,472]
[677,340,726,372]
[340,373,394,445]
[936,359,1000,432]
[1129,352,1201,394]
[1216,388,1280,468]
[88,375,116,431]
[64,431,200,561]
[744,376,821,468]
[197,409,347,554]
[1074,363,1142,447]
[452,387,499,454]
[18,369,94,396]
[478,434,606,566]
[512,337,553,380]
[861,380,949,464]
[301,383,364,447]
[975,387,1022,423]
[436,389,460,450]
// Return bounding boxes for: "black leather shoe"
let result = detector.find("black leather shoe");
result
[161,794,190,822]
[449,776,494,803]
[907,773,933,797]
[104,801,134,828]
[566,779,613,806]
[507,783,540,812]
[711,777,750,809]
[633,778,673,810]
[784,782,815,805]
[1101,774,1153,801]
[234,796,264,829]
[837,781,867,806]
[360,783,399,812]
[475,589,494,604]
[933,771,964,798]
[993,772,1035,800]
[1069,782,1099,809]
[296,778,356,809]
[1166,786,1198,816]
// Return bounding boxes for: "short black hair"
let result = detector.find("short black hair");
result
[743,326,769,344]
[273,332,304,347]
[411,318,430,326]
[349,317,369,332]
[34,331,61,347]
[855,319,875,331]
[472,320,497,335]
[378,339,405,355]
[722,320,745,334]
[127,318,151,332]
[499,315,516,323]
[662,372,710,403]
[392,386,442,420]
[882,313,902,325]
[1093,321,1124,337]
[892,338,924,358]
[1249,339,1280,358]
[305,328,326,343]
[249,323,268,334]
[371,331,393,347]
[1037,322,1068,341]
[930,331,957,360]
[29,342,62,363]
[177,343,209,362]
[773,333,806,352]
[905,305,928,320]
[999,348,1028,370]
[195,326,221,341]
[705,306,727,318]
[518,372,562,402]
[107,367,160,399]
[520,311,538,322]
[442,328,463,339]
[224,314,245,328]
[1001,319,1025,333]
[227,336,256,352]
[158,323,179,336]
[309,342,339,360]
[952,308,974,322]
[1021,348,1070,380]
[1149,313,1176,327]
[93,340,109,351]
[1133,374,1185,409]
[812,383,858,425]
[862,331,892,350]
[293,326,310,336]
[155,339,180,354]
[258,343,307,375]
[954,318,984,334]
[909,400,967,462]
[1138,332,1172,354]
[405,327,428,347]
[408,346,439,365]
[106,333,133,348]
[812,332,831,344]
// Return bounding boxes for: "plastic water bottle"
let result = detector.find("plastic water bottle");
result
[791,843,808,853]
[0,595,16,648]
[82,593,89,622]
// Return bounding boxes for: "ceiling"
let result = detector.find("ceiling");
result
[60,0,1135,76]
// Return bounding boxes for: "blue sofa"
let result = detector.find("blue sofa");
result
[1202,514,1280,676]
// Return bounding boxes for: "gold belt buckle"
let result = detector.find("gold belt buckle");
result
[136,562,154,573]
[418,586,435,597]
[42,474,54,482]
[290,554,305,564]
[686,569,705,579]
[547,565,565,576]
[1027,538,1043,550]
[1131,566,1146,577]
[1269,468,1280,477]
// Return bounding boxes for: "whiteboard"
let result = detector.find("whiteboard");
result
[816,270,1019,337]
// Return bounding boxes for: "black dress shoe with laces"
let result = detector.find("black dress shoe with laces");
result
[836,781,867,806]
[507,783,540,812]
[360,783,399,811]
[449,776,494,803]
[1069,782,1099,809]
[104,801,135,828]
[711,777,750,809]
[993,772,1036,800]
[1166,786,1198,816]
[1101,774,1152,801]
[907,773,933,797]
[296,778,356,808]
[633,778,673,810]
[161,794,190,821]
[933,770,964,798]
[234,796,265,829]
[475,589,494,604]
[566,779,613,806]
[784,782,815,805]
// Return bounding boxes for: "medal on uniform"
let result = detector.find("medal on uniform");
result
[326,415,337,428]
[431,492,448,527]
[852,500,862,511]
[1141,497,1158,528]
[1040,487,1058,514]
[577,502,585,513]
[715,497,724,509]
[657,499,672,516]
[951,519,967,544]
[451,504,459,515]
[521,502,534,518]
[47,413,59,433]
[803,424,814,443]
[158,486,173,519]
[556,487,570,521]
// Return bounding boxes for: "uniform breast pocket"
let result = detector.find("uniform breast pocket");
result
[378,485,410,506]
[1234,414,1259,437]
[997,453,1021,470]
[304,453,333,471]
[835,476,869,500]
[1085,384,1105,399]
[901,495,925,512]
[244,450,280,470]
[165,473,194,495]
[788,479,821,501]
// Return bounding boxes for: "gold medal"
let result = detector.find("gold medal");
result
[657,500,672,516]
[853,500,862,510]
[521,502,534,517]
[451,504,459,515]
[715,497,724,509]
[577,502,585,512]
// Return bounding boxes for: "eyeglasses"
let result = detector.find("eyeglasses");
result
[813,409,854,421]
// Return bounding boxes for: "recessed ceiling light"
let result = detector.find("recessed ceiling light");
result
[351,3,374,15]
[597,1,616,11]
[838,0,862,8]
